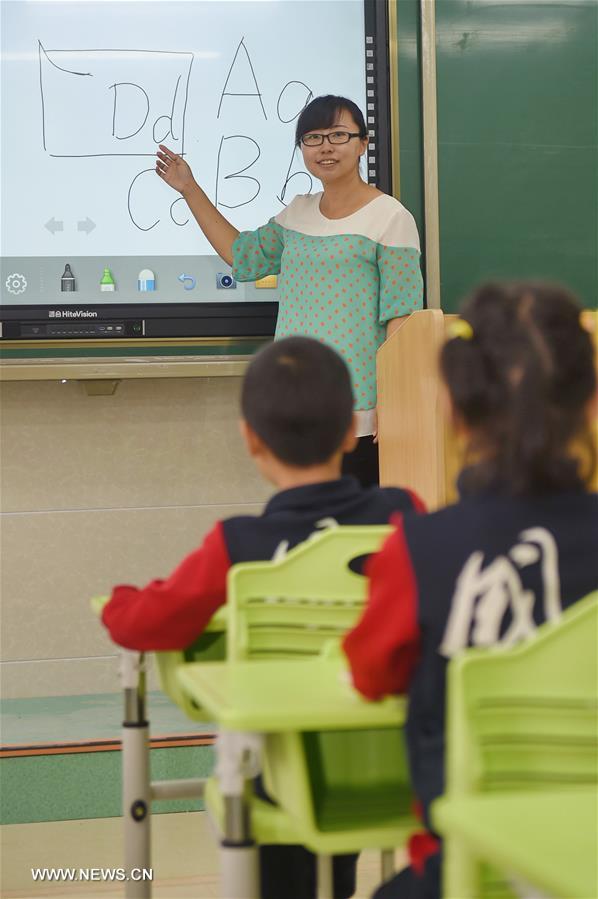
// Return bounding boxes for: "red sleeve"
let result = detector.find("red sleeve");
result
[343,519,421,700]
[101,522,230,651]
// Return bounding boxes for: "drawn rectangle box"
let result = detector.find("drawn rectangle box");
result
[39,44,193,158]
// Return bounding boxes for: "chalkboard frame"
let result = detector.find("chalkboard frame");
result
[0,0,392,343]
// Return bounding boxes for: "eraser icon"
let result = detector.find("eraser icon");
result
[100,268,116,292]
[138,269,156,292]
[61,263,76,292]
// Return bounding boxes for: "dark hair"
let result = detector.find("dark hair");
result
[241,336,354,466]
[295,95,367,147]
[441,281,596,495]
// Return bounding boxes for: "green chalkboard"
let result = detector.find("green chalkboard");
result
[396,0,598,312]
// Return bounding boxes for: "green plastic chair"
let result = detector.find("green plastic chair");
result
[432,591,598,899]
[202,526,416,888]
[226,524,393,661]
[93,525,391,714]
[94,525,410,895]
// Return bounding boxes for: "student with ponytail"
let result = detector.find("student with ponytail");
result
[343,281,598,899]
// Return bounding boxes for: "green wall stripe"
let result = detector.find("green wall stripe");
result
[1,745,214,825]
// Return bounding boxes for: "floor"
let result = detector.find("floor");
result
[0,811,408,898]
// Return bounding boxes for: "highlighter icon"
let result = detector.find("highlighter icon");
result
[137,269,156,292]
[100,268,116,292]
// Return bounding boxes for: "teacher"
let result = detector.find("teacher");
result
[156,95,423,486]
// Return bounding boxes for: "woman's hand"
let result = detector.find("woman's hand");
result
[156,145,196,195]
[372,408,379,444]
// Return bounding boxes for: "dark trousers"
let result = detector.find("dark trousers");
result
[372,853,441,899]
[342,435,379,488]
[254,776,358,898]
[260,845,358,899]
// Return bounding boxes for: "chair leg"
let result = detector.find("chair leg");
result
[217,732,262,899]
[121,651,151,899]
[381,849,395,881]
[317,854,334,899]
[220,793,259,898]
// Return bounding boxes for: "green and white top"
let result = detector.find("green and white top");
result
[232,192,423,436]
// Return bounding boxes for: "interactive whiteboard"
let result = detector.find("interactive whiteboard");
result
[0,0,389,337]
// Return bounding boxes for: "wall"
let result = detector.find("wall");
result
[396,0,598,311]
[0,376,269,698]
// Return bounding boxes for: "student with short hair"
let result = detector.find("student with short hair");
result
[343,282,598,899]
[102,335,424,899]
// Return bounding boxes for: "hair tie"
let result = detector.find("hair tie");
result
[580,309,596,335]
[449,318,474,341]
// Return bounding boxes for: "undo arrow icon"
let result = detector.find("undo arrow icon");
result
[178,273,196,290]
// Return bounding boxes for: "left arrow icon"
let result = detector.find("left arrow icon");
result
[45,217,63,234]
[178,273,196,290]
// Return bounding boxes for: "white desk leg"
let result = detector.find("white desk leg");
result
[120,650,152,899]
[217,732,262,899]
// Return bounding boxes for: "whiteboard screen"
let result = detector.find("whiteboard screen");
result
[1,0,367,264]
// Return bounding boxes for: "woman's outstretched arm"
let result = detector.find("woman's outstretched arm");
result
[156,145,239,265]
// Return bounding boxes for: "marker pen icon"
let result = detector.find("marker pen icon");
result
[61,264,76,292]
[100,268,116,292]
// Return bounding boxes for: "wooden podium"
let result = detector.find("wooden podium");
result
[377,309,598,511]
[377,310,460,511]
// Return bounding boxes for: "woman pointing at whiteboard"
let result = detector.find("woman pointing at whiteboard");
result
[156,95,423,486]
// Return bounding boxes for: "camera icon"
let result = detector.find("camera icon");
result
[216,273,236,290]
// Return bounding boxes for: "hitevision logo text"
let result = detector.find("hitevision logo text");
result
[49,310,98,319]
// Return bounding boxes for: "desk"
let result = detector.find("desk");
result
[177,656,405,733]
[434,790,598,899]
[177,656,406,899]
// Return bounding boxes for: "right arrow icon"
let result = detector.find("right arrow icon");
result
[78,217,96,234]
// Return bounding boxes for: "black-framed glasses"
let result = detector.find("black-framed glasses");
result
[300,131,363,147]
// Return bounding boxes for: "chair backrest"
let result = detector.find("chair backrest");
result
[156,525,390,714]
[226,525,392,662]
[445,591,598,797]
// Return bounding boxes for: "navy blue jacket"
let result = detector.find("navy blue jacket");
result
[345,482,598,828]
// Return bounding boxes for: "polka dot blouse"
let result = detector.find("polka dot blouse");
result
[232,192,423,414]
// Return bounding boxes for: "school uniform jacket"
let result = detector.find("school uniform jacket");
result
[343,481,598,829]
[102,477,424,652]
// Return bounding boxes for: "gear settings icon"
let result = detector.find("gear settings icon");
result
[6,272,27,295]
